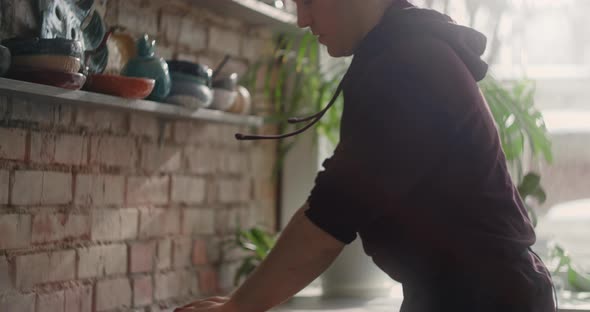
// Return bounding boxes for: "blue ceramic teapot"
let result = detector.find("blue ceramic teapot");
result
[121,34,171,101]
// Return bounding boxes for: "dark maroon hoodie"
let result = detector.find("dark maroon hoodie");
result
[305,4,555,311]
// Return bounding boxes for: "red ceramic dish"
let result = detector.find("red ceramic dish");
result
[6,66,87,90]
[85,74,155,99]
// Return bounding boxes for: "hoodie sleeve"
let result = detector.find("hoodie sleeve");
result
[305,37,486,244]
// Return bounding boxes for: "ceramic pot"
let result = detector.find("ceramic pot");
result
[210,88,238,111]
[105,32,137,74]
[7,66,86,90]
[84,74,155,99]
[121,34,171,101]
[212,72,238,91]
[1,37,83,58]
[167,60,212,87]
[0,45,10,77]
[167,72,213,109]
[12,55,81,73]
[227,85,252,115]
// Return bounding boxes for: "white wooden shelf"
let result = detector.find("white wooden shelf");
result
[194,0,298,33]
[0,77,264,127]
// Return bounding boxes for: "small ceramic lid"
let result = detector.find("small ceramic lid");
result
[137,34,156,57]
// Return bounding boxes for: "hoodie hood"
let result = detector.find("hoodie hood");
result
[356,4,489,81]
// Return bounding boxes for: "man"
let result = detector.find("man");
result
[176,0,555,311]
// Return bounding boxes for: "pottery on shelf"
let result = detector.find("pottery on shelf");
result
[1,37,83,58]
[165,61,213,110]
[0,45,10,77]
[84,74,155,99]
[105,31,137,74]
[6,66,86,90]
[226,85,252,115]
[210,73,238,111]
[121,34,171,102]
[167,60,213,86]
[12,55,81,73]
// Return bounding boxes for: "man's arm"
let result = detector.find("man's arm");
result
[175,202,345,312]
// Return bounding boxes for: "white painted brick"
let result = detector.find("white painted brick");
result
[90,136,137,168]
[75,174,125,206]
[0,214,31,249]
[117,0,140,33]
[76,108,126,133]
[127,176,169,205]
[15,250,75,288]
[31,213,89,243]
[96,278,132,311]
[91,209,138,241]
[135,4,159,37]
[0,256,12,291]
[78,244,127,279]
[174,121,219,145]
[54,134,88,166]
[55,104,73,127]
[173,238,191,268]
[156,239,172,270]
[160,11,182,45]
[185,147,218,174]
[171,176,206,204]
[139,208,180,238]
[0,128,27,161]
[133,275,153,307]
[209,27,241,56]
[0,170,9,204]
[30,132,56,163]
[182,209,214,235]
[178,18,208,51]
[218,152,247,174]
[217,178,250,203]
[11,98,54,125]
[0,95,7,118]
[154,271,195,301]
[64,285,92,312]
[140,143,182,173]
[0,293,35,312]
[130,114,159,139]
[12,171,72,205]
[37,291,65,312]
[215,209,242,235]
[241,37,270,62]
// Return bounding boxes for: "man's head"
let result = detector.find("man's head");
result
[293,0,395,57]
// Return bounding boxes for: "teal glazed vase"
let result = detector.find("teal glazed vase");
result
[121,34,171,101]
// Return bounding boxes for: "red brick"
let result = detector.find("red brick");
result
[76,108,126,133]
[31,213,89,243]
[91,209,138,241]
[54,134,88,166]
[199,268,219,296]
[140,143,182,173]
[127,176,169,205]
[0,128,27,160]
[12,171,72,205]
[75,174,125,206]
[0,170,8,204]
[133,276,153,307]
[0,256,13,291]
[30,132,56,163]
[171,176,206,204]
[138,208,180,238]
[78,244,127,279]
[129,241,155,273]
[64,285,92,312]
[154,271,196,301]
[185,146,217,174]
[37,291,65,312]
[15,250,75,288]
[130,114,159,139]
[0,214,31,249]
[182,209,214,235]
[90,136,137,168]
[156,239,172,270]
[192,239,208,266]
[95,278,131,311]
[172,238,191,269]
[0,293,35,312]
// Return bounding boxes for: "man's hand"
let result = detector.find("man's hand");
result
[174,297,235,312]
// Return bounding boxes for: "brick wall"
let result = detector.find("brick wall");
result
[0,0,279,311]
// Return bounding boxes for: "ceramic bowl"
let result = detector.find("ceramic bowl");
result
[212,72,238,91]
[7,66,86,90]
[227,85,252,115]
[210,88,238,111]
[2,37,83,58]
[0,45,10,76]
[84,74,155,99]
[167,60,212,86]
[12,54,81,73]
[168,79,213,109]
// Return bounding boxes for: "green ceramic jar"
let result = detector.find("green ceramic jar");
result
[121,34,171,101]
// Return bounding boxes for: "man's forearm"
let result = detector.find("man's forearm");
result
[227,203,345,312]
